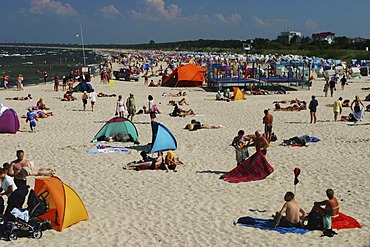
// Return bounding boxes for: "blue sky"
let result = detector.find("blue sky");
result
[2,0,370,44]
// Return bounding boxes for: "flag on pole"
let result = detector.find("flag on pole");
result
[294,167,301,185]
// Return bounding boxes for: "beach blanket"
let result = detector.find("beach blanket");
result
[86,148,129,154]
[220,151,274,183]
[300,135,320,143]
[332,212,362,230]
[235,216,309,235]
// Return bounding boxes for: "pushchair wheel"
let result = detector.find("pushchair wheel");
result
[32,230,42,239]
[7,232,18,241]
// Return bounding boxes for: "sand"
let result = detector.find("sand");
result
[0,63,369,247]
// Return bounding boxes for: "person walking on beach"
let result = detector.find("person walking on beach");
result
[333,97,343,121]
[126,93,136,122]
[54,74,59,92]
[82,91,88,111]
[89,89,97,112]
[308,95,318,124]
[263,109,273,143]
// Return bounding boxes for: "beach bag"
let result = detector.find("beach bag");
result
[306,211,323,230]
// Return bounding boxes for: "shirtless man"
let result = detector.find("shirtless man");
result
[274,191,307,228]
[263,109,273,143]
[250,131,269,155]
[312,189,339,235]
[9,150,54,182]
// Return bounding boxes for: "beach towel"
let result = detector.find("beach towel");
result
[235,216,309,235]
[332,212,362,230]
[86,148,129,154]
[220,151,274,183]
[300,135,320,143]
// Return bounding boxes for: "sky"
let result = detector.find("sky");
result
[2,0,370,45]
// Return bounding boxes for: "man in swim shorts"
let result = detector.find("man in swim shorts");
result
[263,109,273,143]
[274,191,307,228]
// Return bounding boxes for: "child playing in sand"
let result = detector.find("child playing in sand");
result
[26,108,38,132]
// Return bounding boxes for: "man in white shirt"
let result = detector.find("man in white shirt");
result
[0,167,18,214]
[89,89,97,112]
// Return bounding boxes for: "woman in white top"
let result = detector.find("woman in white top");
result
[116,95,128,118]
[0,167,18,214]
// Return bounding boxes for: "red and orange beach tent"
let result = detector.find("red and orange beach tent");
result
[34,176,88,231]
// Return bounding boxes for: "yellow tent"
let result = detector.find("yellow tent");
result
[34,176,88,231]
[232,87,245,101]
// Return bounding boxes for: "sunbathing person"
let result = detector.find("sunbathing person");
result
[165,91,187,97]
[36,98,49,110]
[124,151,164,171]
[5,94,33,101]
[35,110,53,118]
[170,104,195,117]
[62,91,77,101]
[274,102,306,111]
[163,151,183,172]
[274,191,307,228]
[168,98,189,106]
[97,92,117,97]
[184,119,222,130]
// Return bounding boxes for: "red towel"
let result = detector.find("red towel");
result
[332,212,362,229]
[220,151,274,183]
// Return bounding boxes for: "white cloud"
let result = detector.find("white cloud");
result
[215,13,242,24]
[100,5,123,19]
[251,16,270,27]
[305,18,318,32]
[146,0,181,20]
[29,0,77,16]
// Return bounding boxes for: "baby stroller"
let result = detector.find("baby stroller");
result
[2,189,50,241]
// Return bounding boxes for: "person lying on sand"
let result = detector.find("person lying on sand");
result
[184,119,222,130]
[170,104,195,117]
[274,102,306,111]
[168,98,189,106]
[216,91,230,101]
[163,91,187,97]
[5,94,33,101]
[124,151,167,171]
[273,191,307,228]
[97,92,117,97]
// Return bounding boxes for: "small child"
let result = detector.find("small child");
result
[26,108,38,132]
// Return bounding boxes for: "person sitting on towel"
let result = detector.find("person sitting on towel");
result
[311,189,339,235]
[274,191,307,228]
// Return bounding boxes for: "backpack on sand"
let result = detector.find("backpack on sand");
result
[306,211,324,230]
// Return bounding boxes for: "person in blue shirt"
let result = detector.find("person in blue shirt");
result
[26,108,38,132]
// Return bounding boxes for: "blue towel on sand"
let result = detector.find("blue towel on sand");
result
[300,135,320,143]
[235,216,309,235]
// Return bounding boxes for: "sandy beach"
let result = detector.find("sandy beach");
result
[1,62,369,247]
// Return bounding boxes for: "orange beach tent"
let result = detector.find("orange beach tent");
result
[162,64,205,87]
[34,176,88,231]
[232,87,245,101]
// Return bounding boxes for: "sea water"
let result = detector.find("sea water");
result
[0,45,108,87]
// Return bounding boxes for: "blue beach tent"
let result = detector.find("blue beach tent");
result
[92,117,139,143]
[149,121,177,154]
